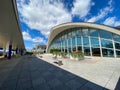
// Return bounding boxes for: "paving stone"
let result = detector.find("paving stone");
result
[0,86,16,90]
[31,71,41,79]
[33,83,50,90]
[66,79,83,90]
[74,77,88,85]
[16,80,32,90]
[42,71,56,81]
[32,77,46,87]
[1,80,17,90]
[80,82,108,90]
[52,84,71,90]
[48,79,63,88]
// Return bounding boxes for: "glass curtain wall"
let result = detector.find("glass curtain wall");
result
[49,28,120,58]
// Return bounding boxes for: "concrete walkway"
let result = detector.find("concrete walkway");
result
[0,55,119,90]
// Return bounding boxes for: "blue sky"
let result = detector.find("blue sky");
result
[16,0,120,50]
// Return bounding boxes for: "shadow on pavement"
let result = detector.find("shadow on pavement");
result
[0,56,109,90]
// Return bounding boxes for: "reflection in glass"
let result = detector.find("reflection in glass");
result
[77,37,82,45]
[92,48,101,56]
[68,32,71,38]
[82,29,89,36]
[113,34,120,42]
[72,30,76,37]
[68,39,71,47]
[84,47,90,56]
[83,37,89,47]
[62,47,64,51]
[72,37,76,46]
[100,30,112,39]
[65,47,67,53]
[72,46,76,51]
[116,51,120,57]
[91,38,99,47]
[76,29,81,36]
[115,42,120,50]
[90,29,99,37]
[101,39,113,48]
[68,47,71,54]
[78,46,82,51]
[102,49,114,57]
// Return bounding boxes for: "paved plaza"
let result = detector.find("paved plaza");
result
[0,55,120,90]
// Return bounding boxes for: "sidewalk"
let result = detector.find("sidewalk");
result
[40,54,120,90]
[0,55,119,90]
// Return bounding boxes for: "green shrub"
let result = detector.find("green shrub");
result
[71,50,84,60]
[60,52,67,58]
[50,49,60,56]
[50,49,67,58]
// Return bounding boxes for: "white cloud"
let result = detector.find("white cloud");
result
[72,0,94,18]
[87,0,113,22]
[22,31,31,40]
[103,17,120,26]
[22,31,46,43]
[17,0,72,37]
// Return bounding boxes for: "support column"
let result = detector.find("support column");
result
[89,35,92,56]
[16,48,18,54]
[98,32,103,57]
[76,36,78,51]
[20,49,23,56]
[81,35,84,54]
[112,36,117,58]
[8,45,12,59]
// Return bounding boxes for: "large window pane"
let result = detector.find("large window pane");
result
[76,28,81,36]
[62,40,65,47]
[91,38,99,47]
[115,42,120,50]
[100,30,112,39]
[84,47,90,56]
[77,46,82,51]
[72,30,76,37]
[82,29,89,36]
[102,49,114,57]
[68,32,71,38]
[116,51,120,57]
[72,46,76,52]
[68,39,71,47]
[65,40,67,49]
[113,34,120,42]
[72,37,76,46]
[90,29,99,37]
[77,37,82,45]
[101,39,113,48]
[68,47,71,54]
[83,37,89,47]
[92,48,101,56]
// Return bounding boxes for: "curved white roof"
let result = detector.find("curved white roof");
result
[47,22,120,51]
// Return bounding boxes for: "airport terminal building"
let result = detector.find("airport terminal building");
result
[47,22,120,58]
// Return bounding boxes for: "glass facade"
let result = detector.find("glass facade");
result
[49,28,120,58]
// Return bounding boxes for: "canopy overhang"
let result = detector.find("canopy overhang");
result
[0,0,25,50]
